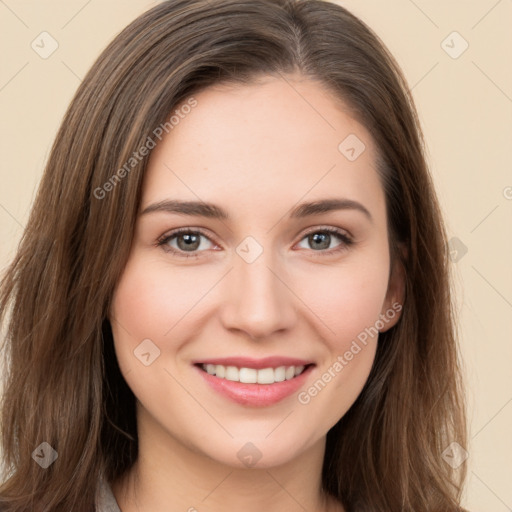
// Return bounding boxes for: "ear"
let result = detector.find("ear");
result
[379,243,407,333]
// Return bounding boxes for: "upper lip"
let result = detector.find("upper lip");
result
[193,356,315,369]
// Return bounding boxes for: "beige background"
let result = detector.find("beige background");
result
[0,1,511,510]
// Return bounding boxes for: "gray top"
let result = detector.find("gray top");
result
[96,474,122,512]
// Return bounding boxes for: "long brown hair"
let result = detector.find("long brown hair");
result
[0,0,468,510]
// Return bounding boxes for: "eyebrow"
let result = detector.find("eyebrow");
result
[140,198,373,222]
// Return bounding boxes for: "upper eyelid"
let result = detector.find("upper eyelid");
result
[301,225,352,239]
[159,227,217,246]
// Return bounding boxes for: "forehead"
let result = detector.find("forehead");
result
[141,76,384,220]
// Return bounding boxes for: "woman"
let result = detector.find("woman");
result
[0,0,469,510]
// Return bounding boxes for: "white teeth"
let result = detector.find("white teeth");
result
[239,367,257,383]
[200,363,308,384]
[257,368,275,384]
[275,366,286,382]
[225,366,239,381]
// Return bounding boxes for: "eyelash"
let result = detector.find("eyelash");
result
[156,226,354,259]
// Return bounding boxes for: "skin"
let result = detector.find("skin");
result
[109,73,405,512]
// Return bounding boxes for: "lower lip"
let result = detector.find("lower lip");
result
[194,364,315,407]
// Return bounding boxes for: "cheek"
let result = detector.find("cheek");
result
[308,279,385,332]
[296,252,390,348]
[110,255,210,344]
[108,256,210,428]
[291,254,388,417]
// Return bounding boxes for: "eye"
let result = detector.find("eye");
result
[156,226,354,259]
[295,227,353,256]
[156,228,216,259]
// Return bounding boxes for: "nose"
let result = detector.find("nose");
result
[219,251,297,341]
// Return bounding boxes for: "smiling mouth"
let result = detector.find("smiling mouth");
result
[196,363,314,385]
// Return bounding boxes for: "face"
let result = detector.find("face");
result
[109,74,403,469]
